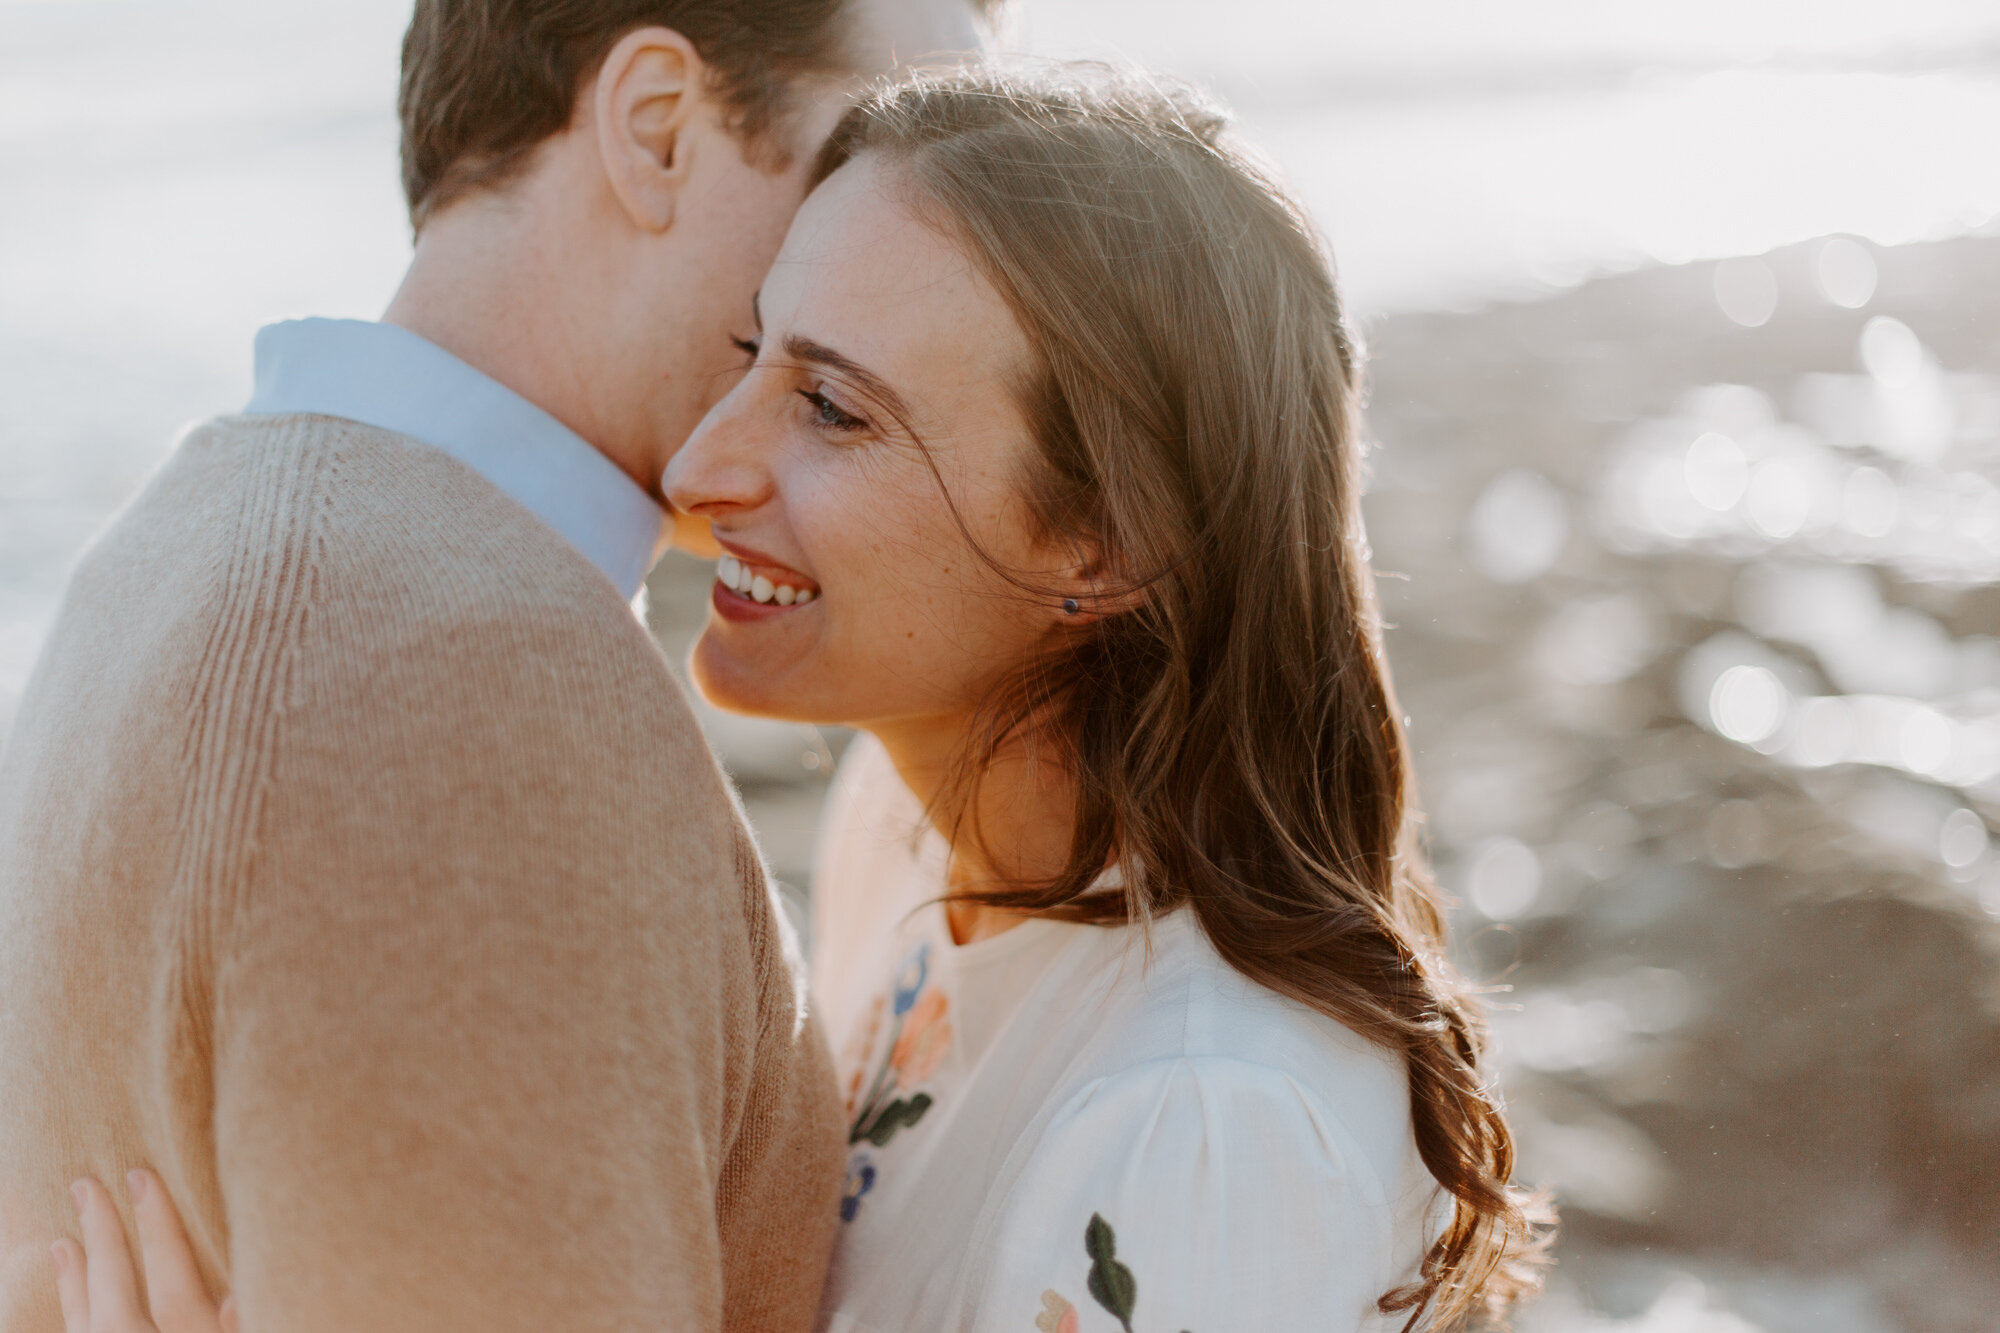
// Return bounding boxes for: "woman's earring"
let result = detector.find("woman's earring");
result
[1063,598,1080,616]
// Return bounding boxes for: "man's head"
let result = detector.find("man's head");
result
[402,0,861,231]
[387,0,996,494]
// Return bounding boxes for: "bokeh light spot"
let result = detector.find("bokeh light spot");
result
[1466,468,1568,584]
[1816,237,1878,309]
[1684,432,1748,511]
[1710,664,1789,743]
[1840,466,1899,538]
[1860,315,1924,387]
[1467,836,1542,919]
[1940,808,1988,869]
[1981,868,2000,920]
[1745,458,1810,539]
[1897,706,1953,776]
[1715,257,1778,327]
[1788,696,1855,768]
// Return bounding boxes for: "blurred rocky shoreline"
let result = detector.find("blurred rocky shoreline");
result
[1365,233,2000,1332]
[649,232,2000,1332]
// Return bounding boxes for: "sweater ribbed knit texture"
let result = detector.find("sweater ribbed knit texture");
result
[0,415,843,1332]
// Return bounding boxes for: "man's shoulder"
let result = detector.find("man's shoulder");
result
[148,412,666,670]
[246,412,636,609]
[81,411,700,761]
[103,411,611,585]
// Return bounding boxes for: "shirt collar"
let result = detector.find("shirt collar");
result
[245,318,664,599]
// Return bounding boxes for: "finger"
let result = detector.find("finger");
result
[127,1172,219,1333]
[217,1297,238,1333]
[71,1178,148,1330]
[51,1239,90,1333]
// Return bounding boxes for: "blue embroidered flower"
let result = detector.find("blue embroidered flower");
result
[840,1152,878,1222]
[891,940,931,1016]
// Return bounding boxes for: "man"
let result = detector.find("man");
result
[0,1,990,1330]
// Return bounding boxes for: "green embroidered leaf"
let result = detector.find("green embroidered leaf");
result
[1084,1213,1136,1333]
[1083,1214,1117,1265]
[861,1092,936,1147]
[863,1101,905,1147]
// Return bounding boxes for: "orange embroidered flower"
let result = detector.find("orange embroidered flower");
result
[844,1066,866,1117]
[889,988,952,1086]
[840,995,886,1115]
[847,941,947,1149]
[842,994,885,1065]
[1035,1291,1079,1333]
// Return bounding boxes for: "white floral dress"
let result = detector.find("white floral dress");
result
[809,737,1444,1333]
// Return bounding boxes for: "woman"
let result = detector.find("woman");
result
[55,66,1547,1332]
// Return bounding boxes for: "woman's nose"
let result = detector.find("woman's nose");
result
[665,385,775,517]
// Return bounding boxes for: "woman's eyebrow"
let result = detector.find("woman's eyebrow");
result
[782,333,915,426]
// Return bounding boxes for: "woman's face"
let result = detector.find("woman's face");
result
[664,155,1078,735]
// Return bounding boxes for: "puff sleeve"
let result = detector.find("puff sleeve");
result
[965,1056,1411,1333]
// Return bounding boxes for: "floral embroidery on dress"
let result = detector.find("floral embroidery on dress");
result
[835,940,956,1220]
[1039,1215,1194,1333]
[845,940,954,1146]
[1035,1291,1080,1333]
[840,1153,877,1223]
[840,994,885,1120]
[891,988,951,1084]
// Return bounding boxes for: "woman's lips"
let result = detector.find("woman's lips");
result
[716,552,817,606]
[711,550,818,623]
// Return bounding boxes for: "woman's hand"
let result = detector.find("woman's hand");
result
[52,1172,237,1333]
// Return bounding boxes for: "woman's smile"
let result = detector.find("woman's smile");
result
[711,542,821,621]
[664,152,1054,730]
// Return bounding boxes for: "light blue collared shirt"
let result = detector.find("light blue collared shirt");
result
[244,318,664,599]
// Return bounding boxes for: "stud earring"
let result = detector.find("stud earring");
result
[1063,598,1080,615]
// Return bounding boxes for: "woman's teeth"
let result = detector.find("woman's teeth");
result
[716,554,816,606]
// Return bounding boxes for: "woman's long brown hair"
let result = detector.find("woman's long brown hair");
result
[814,66,1552,1330]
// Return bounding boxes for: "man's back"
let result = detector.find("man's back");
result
[0,414,843,1331]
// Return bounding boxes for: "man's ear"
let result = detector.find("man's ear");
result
[592,26,705,233]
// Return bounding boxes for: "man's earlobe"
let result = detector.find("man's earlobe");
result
[593,26,702,233]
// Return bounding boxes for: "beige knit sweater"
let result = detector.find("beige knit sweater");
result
[0,415,843,1332]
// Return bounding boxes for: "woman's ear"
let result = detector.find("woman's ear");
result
[592,26,704,233]
[1051,542,1140,626]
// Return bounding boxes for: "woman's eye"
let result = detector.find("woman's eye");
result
[798,388,868,434]
[730,335,760,364]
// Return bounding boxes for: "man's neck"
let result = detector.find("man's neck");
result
[382,201,662,499]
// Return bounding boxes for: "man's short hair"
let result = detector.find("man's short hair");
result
[398,0,855,229]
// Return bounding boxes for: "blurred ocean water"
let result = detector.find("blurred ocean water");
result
[4,0,1999,726]
[6,4,2000,1328]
